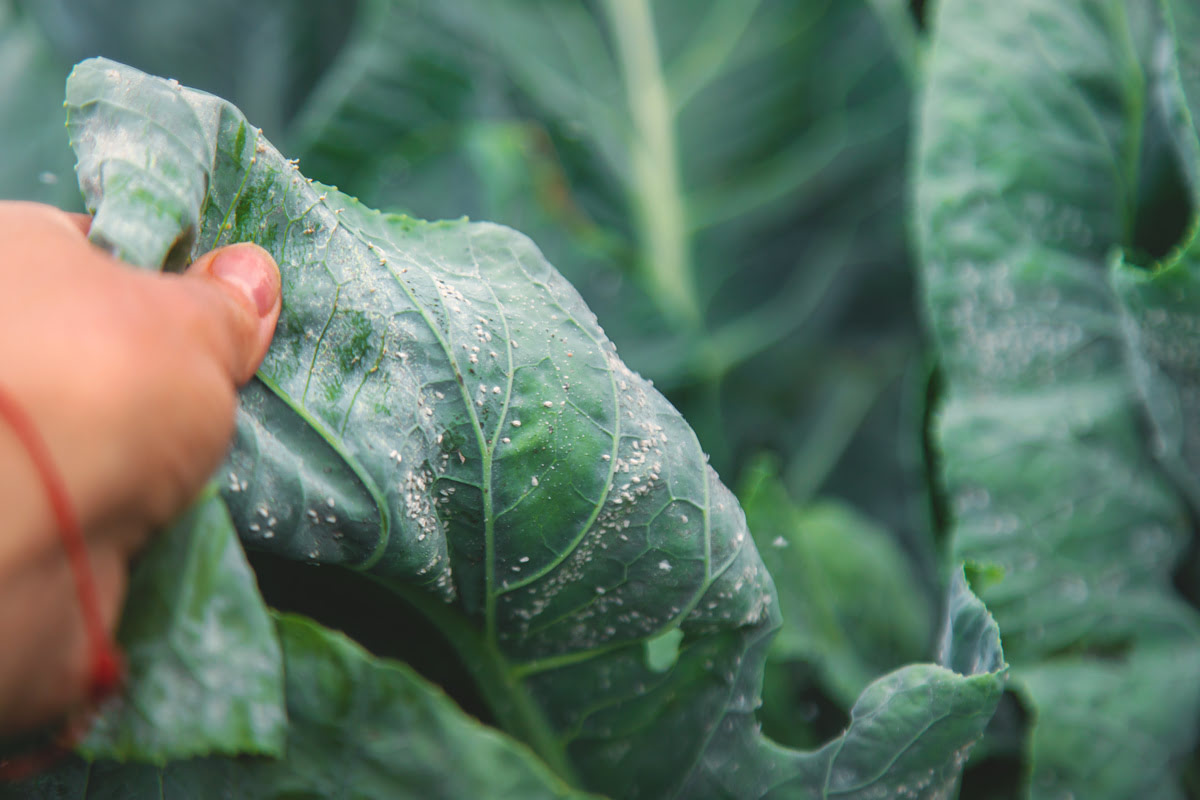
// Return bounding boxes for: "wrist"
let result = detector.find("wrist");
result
[0,384,122,735]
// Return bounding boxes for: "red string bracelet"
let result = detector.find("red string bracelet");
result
[0,384,123,780]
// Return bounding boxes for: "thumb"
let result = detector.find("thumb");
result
[177,242,282,385]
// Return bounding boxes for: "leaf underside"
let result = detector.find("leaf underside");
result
[78,487,285,764]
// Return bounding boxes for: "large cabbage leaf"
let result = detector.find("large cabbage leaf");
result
[285,0,925,545]
[914,1,1200,796]
[58,57,1004,798]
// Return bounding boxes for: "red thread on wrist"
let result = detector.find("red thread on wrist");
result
[0,384,123,780]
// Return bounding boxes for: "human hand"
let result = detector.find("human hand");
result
[0,201,280,733]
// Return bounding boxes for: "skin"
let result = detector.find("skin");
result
[0,201,281,734]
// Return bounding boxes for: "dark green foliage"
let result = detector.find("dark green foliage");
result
[36,56,1004,799]
[4,0,1200,796]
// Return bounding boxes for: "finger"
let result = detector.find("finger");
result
[65,213,92,237]
[0,202,90,243]
[170,243,282,385]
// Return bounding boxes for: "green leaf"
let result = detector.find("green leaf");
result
[64,57,1003,798]
[1156,0,1200,199]
[1016,644,1200,799]
[1,615,598,800]
[1112,232,1200,508]
[739,455,931,710]
[1111,0,1200,510]
[288,1,924,532]
[914,0,1200,796]
[677,568,1004,799]
[79,487,285,763]
[267,613,596,798]
[864,0,923,81]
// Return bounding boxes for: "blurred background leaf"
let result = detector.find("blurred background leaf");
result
[0,2,81,206]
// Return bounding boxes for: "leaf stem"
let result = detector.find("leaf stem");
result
[602,0,701,327]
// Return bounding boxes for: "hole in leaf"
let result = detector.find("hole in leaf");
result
[643,628,684,673]
[962,560,1006,595]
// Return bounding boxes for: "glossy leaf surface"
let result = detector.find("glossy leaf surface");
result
[286,0,924,547]
[63,58,1004,798]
